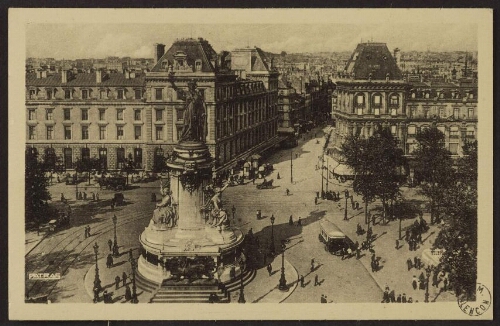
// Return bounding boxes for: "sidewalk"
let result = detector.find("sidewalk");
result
[25,231,47,255]
[83,249,298,304]
[319,197,455,303]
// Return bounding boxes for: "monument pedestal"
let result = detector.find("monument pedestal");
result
[138,141,246,287]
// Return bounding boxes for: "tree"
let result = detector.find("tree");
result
[74,156,100,185]
[413,127,455,223]
[341,135,376,225]
[121,153,136,185]
[153,153,168,173]
[434,140,477,300]
[341,128,406,225]
[25,148,51,227]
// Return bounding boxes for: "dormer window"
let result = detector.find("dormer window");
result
[46,89,53,100]
[64,89,72,99]
[195,60,202,71]
[82,89,89,99]
[29,89,36,99]
[117,89,125,100]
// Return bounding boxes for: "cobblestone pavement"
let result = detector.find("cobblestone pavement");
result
[25,126,455,304]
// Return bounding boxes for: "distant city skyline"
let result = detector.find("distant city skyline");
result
[26,23,477,60]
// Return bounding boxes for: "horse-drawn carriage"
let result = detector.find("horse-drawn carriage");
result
[256,179,274,190]
[97,175,127,191]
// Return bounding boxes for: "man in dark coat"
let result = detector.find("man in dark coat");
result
[412,275,418,290]
[122,272,128,286]
[396,294,402,303]
[383,289,390,303]
[267,264,272,276]
[108,239,113,252]
[419,272,426,290]
[300,275,305,287]
[289,215,293,226]
[314,274,319,286]
[402,293,407,303]
[125,285,132,301]
[414,256,419,269]
[115,276,120,289]
[390,290,396,302]
[106,254,113,268]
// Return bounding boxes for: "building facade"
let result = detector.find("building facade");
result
[26,38,280,173]
[330,42,478,178]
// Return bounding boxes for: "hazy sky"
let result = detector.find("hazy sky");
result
[26,23,478,59]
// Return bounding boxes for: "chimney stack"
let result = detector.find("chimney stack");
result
[96,69,102,83]
[386,73,390,82]
[130,71,136,79]
[154,43,166,64]
[62,70,68,83]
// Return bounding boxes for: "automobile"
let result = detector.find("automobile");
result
[113,192,125,206]
[318,219,348,255]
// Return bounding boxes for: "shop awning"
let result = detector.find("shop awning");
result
[333,163,354,176]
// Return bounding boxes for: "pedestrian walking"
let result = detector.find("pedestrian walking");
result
[320,294,326,303]
[93,287,100,303]
[122,272,128,286]
[419,272,426,290]
[297,217,302,226]
[92,192,96,201]
[371,260,376,272]
[310,259,315,272]
[300,275,305,287]
[115,276,120,289]
[356,247,361,259]
[106,254,113,268]
[84,226,88,238]
[96,193,99,201]
[412,275,418,290]
[390,290,396,302]
[314,274,319,286]
[286,188,290,196]
[395,239,400,250]
[414,256,419,270]
[371,253,376,262]
[87,225,91,237]
[314,197,318,205]
[402,293,407,303]
[407,258,413,271]
[83,192,87,200]
[125,285,132,301]
[382,289,389,303]
[277,172,280,179]
[396,294,402,303]
[232,205,236,220]
[108,239,113,252]
[267,264,272,276]
[60,193,65,202]
[289,215,293,226]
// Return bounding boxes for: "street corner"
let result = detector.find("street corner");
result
[84,248,140,303]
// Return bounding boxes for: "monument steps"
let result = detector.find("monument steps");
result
[149,284,229,303]
[135,270,160,293]
[223,268,256,293]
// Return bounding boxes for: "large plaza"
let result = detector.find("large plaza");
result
[25,126,455,304]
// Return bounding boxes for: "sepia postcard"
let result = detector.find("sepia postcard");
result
[8,8,493,320]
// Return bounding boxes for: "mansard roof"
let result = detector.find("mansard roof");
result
[345,42,403,80]
[151,38,217,73]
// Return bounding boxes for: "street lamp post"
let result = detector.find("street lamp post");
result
[321,156,324,197]
[424,266,432,303]
[129,252,138,303]
[269,214,276,257]
[344,192,349,221]
[93,242,101,292]
[238,268,246,303]
[112,215,119,257]
[278,240,288,291]
[290,151,293,184]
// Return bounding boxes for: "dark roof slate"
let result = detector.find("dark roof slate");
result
[345,42,403,80]
[151,38,217,73]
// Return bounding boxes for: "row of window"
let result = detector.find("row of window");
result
[29,124,186,142]
[28,88,144,100]
[353,93,400,107]
[407,125,475,137]
[28,108,147,122]
[407,107,475,119]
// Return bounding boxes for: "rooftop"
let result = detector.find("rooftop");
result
[344,42,403,80]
